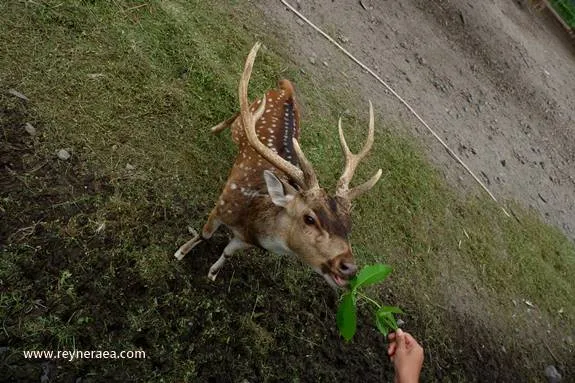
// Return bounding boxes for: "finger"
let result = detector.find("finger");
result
[403,332,418,349]
[395,328,406,349]
[387,342,397,356]
[388,332,396,341]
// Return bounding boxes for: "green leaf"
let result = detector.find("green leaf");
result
[379,306,404,314]
[336,292,357,341]
[375,311,391,337]
[353,264,393,290]
[375,306,400,337]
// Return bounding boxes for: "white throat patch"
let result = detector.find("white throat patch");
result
[258,236,294,256]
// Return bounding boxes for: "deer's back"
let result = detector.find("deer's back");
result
[214,80,301,231]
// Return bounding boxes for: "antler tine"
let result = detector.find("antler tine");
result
[336,101,382,200]
[239,43,307,188]
[292,138,319,190]
[347,168,382,200]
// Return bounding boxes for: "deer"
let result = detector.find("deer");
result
[174,42,382,288]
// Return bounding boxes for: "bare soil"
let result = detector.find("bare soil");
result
[260,0,575,241]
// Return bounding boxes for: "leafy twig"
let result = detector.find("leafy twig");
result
[336,263,401,341]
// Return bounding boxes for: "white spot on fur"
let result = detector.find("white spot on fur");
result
[230,183,237,190]
[241,189,262,198]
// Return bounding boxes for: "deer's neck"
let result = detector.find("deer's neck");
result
[247,196,295,256]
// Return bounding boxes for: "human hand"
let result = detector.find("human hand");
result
[387,329,424,383]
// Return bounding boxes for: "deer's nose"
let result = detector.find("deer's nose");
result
[337,261,358,277]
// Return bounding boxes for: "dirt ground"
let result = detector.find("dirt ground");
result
[259,0,575,242]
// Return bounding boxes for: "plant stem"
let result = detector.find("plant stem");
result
[357,291,381,309]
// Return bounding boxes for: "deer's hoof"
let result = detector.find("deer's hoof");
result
[174,249,185,260]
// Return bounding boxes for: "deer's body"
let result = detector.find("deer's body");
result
[210,79,300,242]
[175,43,381,288]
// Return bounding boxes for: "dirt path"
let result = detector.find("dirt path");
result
[258,0,575,241]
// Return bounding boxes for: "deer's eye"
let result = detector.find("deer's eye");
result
[303,215,315,225]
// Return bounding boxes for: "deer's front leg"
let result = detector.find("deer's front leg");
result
[208,237,251,281]
[174,212,221,260]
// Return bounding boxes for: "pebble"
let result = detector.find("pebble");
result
[544,365,562,383]
[126,163,135,170]
[295,19,304,27]
[309,57,316,65]
[24,122,36,136]
[338,35,350,43]
[57,149,71,161]
[322,61,329,67]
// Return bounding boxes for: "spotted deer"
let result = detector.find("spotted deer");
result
[175,42,382,288]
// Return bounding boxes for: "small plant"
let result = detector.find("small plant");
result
[337,264,402,341]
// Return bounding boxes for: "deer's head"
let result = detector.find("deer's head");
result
[240,43,382,288]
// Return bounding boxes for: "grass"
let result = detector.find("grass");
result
[549,0,575,28]
[1,0,574,381]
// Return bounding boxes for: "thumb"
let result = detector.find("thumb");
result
[395,328,406,349]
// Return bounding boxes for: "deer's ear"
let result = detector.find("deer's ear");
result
[263,170,295,207]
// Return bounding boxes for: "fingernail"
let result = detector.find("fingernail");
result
[396,328,403,335]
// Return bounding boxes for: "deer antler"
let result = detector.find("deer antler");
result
[336,101,383,202]
[239,42,318,190]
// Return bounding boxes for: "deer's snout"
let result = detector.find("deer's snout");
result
[332,251,357,278]
[338,261,358,277]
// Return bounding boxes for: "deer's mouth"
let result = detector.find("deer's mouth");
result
[330,273,348,287]
[316,265,351,288]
